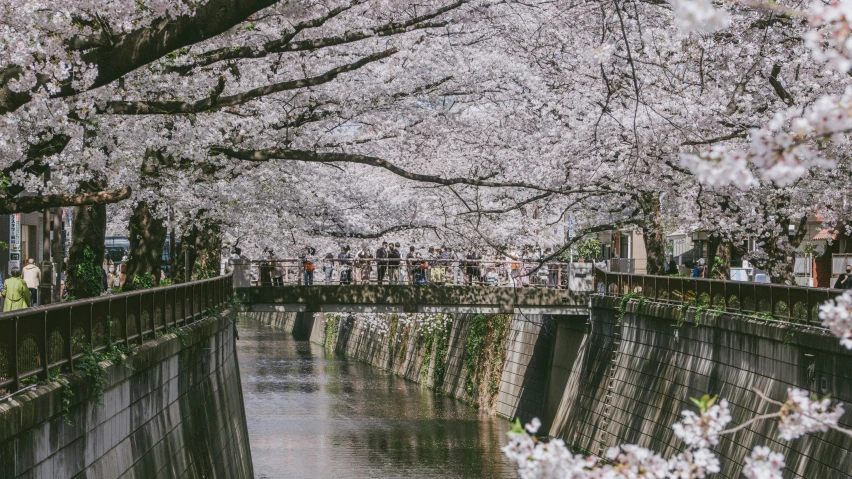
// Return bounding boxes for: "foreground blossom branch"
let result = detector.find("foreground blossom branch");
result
[502,292,852,479]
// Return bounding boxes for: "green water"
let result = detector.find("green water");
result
[237,321,516,479]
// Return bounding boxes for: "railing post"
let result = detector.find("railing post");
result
[68,306,74,372]
[806,288,812,324]
[136,294,143,343]
[13,316,20,390]
[42,311,49,381]
[89,303,94,348]
[787,287,791,320]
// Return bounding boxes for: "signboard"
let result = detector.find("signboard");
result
[9,213,20,272]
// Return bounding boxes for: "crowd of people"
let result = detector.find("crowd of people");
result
[253,243,575,287]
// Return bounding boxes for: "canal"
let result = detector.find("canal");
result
[237,321,517,479]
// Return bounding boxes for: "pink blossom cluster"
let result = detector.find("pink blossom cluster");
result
[670,0,730,34]
[683,88,852,187]
[777,388,846,440]
[805,0,852,73]
[671,398,732,448]
[741,446,786,479]
[818,289,852,349]
[502,423,723,479]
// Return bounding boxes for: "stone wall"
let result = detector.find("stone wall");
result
[549,297,852,478]
[241,311,562,418]
[0,311,254,479]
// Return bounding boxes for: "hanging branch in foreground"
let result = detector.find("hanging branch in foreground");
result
[0,187,131,214]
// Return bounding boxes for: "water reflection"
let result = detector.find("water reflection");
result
[238,321,516,479]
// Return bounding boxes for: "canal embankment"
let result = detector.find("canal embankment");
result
[243,297,852,479]
[0,310,254,479]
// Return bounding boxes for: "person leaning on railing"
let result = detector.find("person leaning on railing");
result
[3,268,31,311]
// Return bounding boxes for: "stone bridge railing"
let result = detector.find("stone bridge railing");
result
[235,284,591,315]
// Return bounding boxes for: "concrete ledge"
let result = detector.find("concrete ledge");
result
[237,285,590,314]
[592,295,847,354]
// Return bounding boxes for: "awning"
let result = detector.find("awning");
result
[813,228,836,240]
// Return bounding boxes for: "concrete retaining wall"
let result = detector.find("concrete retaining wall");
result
[549,297,852,478]
[241,311,565,419]
[0,311,254,479]
[243,299,852,478]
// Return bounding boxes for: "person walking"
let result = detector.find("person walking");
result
[376,241,388,285]
[466,248,481,285]
[324,250,335,284]
[387,243,401,284]
[338,246,353,284]
[452,248,465,285]
[356,243,371,284]
[405,246,416,284]
[22,258,41,306]
[4,268,31,311]
[302,246,315,285]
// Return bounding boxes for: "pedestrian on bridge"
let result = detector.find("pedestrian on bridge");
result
[4,268,31,311]
[388,243,402,284]
[376,242,388,285]
[339,246,353,284]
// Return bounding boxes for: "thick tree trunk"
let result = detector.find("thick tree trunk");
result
[638,193,666,275]
[642,227,667,275]
[66,202,107,299]
[708,237,731,280]
[194,222,222,279]
[123,201,167,290]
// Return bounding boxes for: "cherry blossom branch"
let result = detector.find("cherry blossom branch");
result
[164,0,465,75]
[212,147,597,194]
[0,0,280,114]
[103,48,399,115]
[0,187,132,214]
[718,412,782,436]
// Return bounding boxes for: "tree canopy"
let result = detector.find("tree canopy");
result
[3,0,851,274]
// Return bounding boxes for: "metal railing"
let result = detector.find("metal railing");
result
[594,268,841,326]
[249,258,594,289]
[0,275,233,392]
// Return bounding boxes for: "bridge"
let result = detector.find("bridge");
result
[231,259,593,314]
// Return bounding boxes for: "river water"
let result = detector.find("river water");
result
[237,321,517,479]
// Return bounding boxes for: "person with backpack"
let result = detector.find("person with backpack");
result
[302,246,315,285]
[694,258,707,278]
[413,260,428,286]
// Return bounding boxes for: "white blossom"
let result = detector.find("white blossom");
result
[742,446,786,479]
[777,388,845,440]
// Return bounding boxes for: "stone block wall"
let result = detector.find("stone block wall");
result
[550,297,852,478]
[243,311,557,418]
[0,311,254,479]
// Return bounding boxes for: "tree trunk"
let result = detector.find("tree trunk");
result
[174,226,198,283]
[123,201,167,290]
[66,202,107,299]
[642,227,667,275]
[707,237,731,280]
[638,193,666,275]
[193,222,222,279]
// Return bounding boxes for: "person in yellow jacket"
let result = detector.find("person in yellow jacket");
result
[3,268,31,311]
